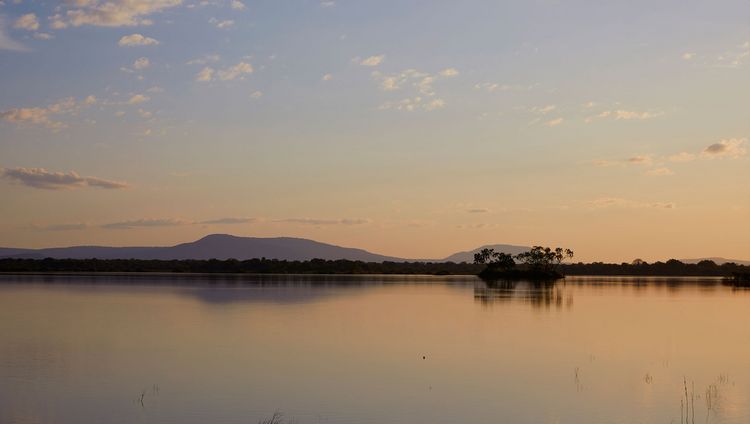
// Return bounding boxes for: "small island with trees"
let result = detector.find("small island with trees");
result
[474,246,574,281]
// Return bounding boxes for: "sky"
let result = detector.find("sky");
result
[0,0,748,262]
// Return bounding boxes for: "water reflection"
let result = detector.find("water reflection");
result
[474,280,573,309]
[0,274,748,424]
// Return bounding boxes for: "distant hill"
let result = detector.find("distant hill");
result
[439,244,531,263]
[4,235,742,265]
[0,236,532,263]
[0,234,404,262]
[679,257,750,266]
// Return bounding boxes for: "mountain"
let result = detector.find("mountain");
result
[4,236,745,265]
[439,244,530,263]
[0,234,404,262]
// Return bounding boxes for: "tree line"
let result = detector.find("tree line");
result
[0,256,747,277]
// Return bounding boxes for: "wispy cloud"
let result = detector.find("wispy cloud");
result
[209,17,234,29]
[644,167,674,176]
[127,94,150,105]
[0,96,97,130]
[371,67,457,112]
[588,197,675,209]
[32,223,89,232]
[118,34,160,47]
[378,97,445,112]
[1,167,130,190]
[585,109,662,123]
[54,0,182,28]
[357,55,385,67]
[14,13,39,31]
[186,54,220,65]
[701,138,746,158]
[668,152,696,162]
[438,68,459,77]
[275,218,371,226]
[0,16,28,51]
[668,138,747,162]
[474,82,537,93]
[199,217,258,225]
[714,40,749,68]
[102,218,189,230]
[196,62,253,82]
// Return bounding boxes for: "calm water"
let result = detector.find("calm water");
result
[1,274,748,424]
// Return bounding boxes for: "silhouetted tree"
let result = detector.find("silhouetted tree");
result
[514,246,574,272]
[473,248,516,271]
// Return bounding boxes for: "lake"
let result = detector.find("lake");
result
[1,274,748,424]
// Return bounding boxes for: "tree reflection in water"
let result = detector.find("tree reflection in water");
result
[474,279,573,309]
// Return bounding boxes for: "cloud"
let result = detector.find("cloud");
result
[0,96,96,129]
[127,94,150,104]
[199,217,258,225]
[0,16,28,51]
[195,67,215,81]
[322,73,333,81]
[371,67,456,112]
[586,109,662,123]
[209,17,234,29]
[118,33,159,46]
[596,138,745,174]
[474,82,536,92]
[85,176,131,189]
[424,98,445,111]
[645,167,674,176]
[592,155,653,167]
[588,197,675,209]
[275,218,371,225]
[467,208,490,213]
[682,52,695,60]
[14,13,39,31]
[531,105,556,114]
[0,107,62,128]
[379,96,445,112]
[137,109,152,118]
[33,223,89,232]
[58,0,182,28]
[230,0,246,10]
[668,152,696,162]
[627,155,653,165]
[701,138,747,158]
[133,57,150,70]
[250,91,263,98]
[102,218,189,230]
[715,40,749,68]
[186,54,220,65]
[1,167,130,190]
[358,55,385,67]
[439,68,459,77]
[320,1,335,7]
[33,32,53,40]
[218,62,252,80]
[197,62,253,82]
[373,68,429,91]
[545,117,563,127]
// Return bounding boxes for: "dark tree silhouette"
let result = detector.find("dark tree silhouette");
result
[514,246,574,272]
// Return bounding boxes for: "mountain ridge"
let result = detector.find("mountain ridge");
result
[1,234,748,264]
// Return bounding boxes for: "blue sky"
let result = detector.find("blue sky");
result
[1,0,748,261]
